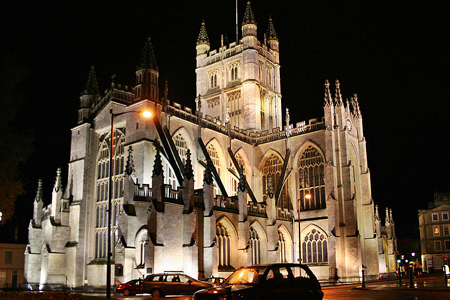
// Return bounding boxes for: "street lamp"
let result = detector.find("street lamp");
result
[298,193,311,263]
[106,109,152,298]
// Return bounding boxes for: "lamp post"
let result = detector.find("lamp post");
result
[298,193,311,263]
[106,109,152,299]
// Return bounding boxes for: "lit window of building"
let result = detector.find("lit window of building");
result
[298,146,325,211]
[302,228,328,264]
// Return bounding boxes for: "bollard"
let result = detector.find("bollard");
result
[362,269,365,288]
[409,266,413,288]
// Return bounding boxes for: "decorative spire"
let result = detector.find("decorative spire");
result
[324,79,332,106]
[242,1,256,25]
[266,16,278,41]
[196,20,210,46]
[125,146,135,176]
[152,140,163,176]
[137,36,158,71]
[353,93,361,117]
[334,79,343,107]
[54,168,63,193]
[82,65,99,96]
[375,205,380,221]
[389,208,394,224]
[184,149,193,180]
[238,165,246,192]
[385,207,390,224]
[35,179,44,203]
[285,107,290,128]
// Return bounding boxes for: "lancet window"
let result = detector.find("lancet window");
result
[250,227,261,265]
[206,143,221,197]
[278,231,287,263]
[174,133,188,165]
[298,146,326,211]
[216,223,230,267]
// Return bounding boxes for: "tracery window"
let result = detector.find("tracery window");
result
[298,146,326,211]
[230,153,245,196]
[227,92,242,128]
[250,227,260,265]
[207,143,221,197]
[278,231,287,263]
[94,129,125,258]
[216,223,230,267]
[262,154,290,210]
[174,133,188,165]
[302,228,328,264]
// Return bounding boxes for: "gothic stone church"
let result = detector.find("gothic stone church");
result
[24,2,397,289]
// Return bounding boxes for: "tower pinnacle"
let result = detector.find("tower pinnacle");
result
[137,36,158,71]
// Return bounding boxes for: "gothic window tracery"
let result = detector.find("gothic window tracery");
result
[209,70,219,88]
[301,228,328,264]
[262,154,290,210]
[174,133,188,165]
[227,92,242,128]
[206,143,221,197]
[298,146,326,211]
[94,129,125,259]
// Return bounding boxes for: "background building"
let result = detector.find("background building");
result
[419,192,450,272]
[25,2,394,289]
[0,243,26,289]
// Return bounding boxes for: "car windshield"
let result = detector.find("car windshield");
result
[225,267,263,285]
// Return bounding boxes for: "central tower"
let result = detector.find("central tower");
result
[195,1,282,132]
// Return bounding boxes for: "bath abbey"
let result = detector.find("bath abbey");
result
[24,2,397,289]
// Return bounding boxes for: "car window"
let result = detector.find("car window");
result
[166,275,174,282]
[179,275,190,283]
[228,268,259,285]
[145,276,155,282]
[158,275,166,282]
[266,267,289,282]
[290,266,311,279]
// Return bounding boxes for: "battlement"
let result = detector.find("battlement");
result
[166,100,325,146]
[202,38,278,68]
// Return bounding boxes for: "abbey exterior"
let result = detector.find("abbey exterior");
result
[24,2,397,289]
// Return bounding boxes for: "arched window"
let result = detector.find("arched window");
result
[174,133,188,165]
[216,223,230,267]
[262,154,290,210]
[250,227,260,265]
[278,231,287,263]
[302,228,328,264]
[94,129,125,258]
[207,143,221,197]
[298,146,326,211]
[136,232,147,267]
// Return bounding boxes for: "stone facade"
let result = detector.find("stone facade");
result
[25,2,395,290]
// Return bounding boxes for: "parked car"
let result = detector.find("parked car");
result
[193,263,323,300]
[204,276,226,286]
[115,279,144,296]
[143,273,212,297]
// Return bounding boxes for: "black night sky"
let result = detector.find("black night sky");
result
[1,0,449,242]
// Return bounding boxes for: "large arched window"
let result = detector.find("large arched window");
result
[298,146,325,210]
[250,227,260,265]
[216,223,230,267]
[262,154,290,210]
[302,228,328,264]
[135,230,148,267]
[207,143,221,197]
[174,133,188,165]
[95,129,125,258]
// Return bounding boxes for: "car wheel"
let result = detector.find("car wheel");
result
[151,289,163,298]
[123,289,131,296]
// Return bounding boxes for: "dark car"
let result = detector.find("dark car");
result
[143,273,213,297]
[193,263,323,300]
[115,279,144,296]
